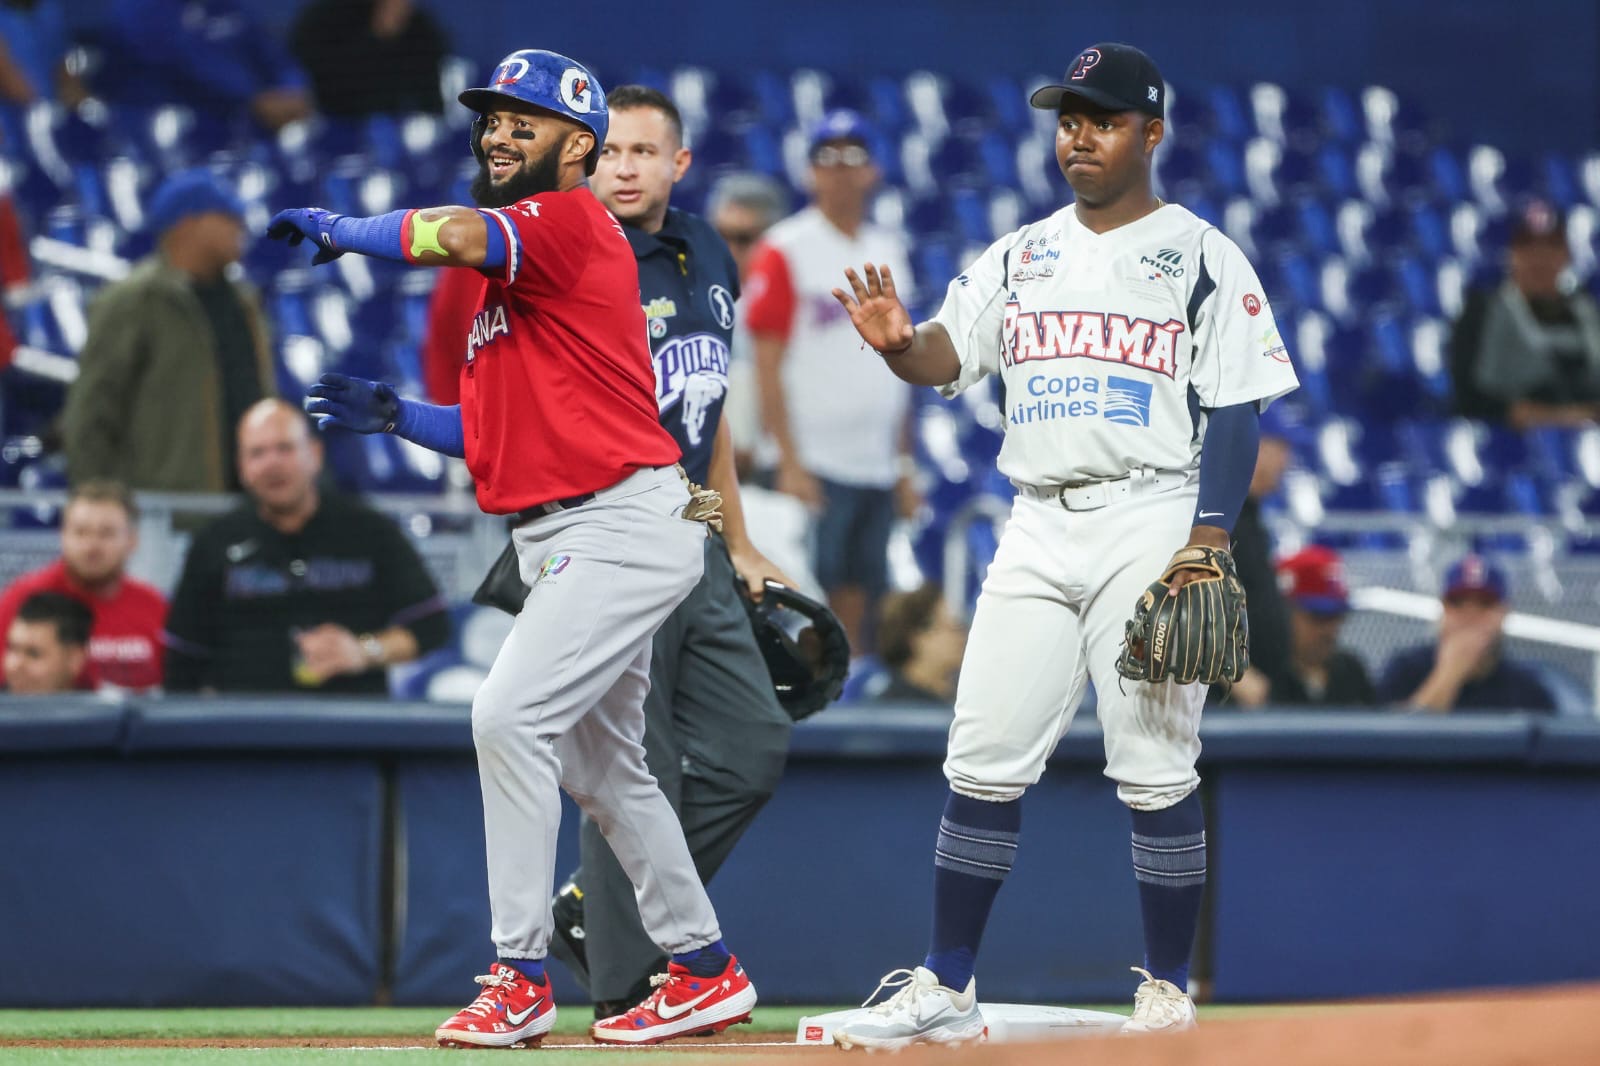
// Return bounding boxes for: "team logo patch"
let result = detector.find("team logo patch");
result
[1070,49,1101,81]
[538,554,572,582]
[654,332,730,446]
[1104,375,1154,426]
[1243,293,1262,316]
[1140,248,1185,278]
[708,284,735,330]
[1260,324,1290,363]
[493,56,531,86]
[650,317,668,338]
[560,68,595,113]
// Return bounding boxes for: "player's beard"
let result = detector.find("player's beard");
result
[471,144,565,208]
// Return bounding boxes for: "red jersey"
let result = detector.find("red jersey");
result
[463,187,681,514]
[0,559,168,689]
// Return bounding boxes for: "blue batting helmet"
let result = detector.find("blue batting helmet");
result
[459,49,609,175]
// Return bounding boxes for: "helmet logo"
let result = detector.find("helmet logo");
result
[493,56,531,86]
[560,67,594,113]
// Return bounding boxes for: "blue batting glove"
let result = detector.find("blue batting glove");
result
[267,207,346,265]
[304,372,401,434]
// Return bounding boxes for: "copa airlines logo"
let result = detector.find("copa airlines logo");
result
[1009,374,1153,427]
[1003,302,1184,379]
[560,68,596,113]
[655,332,730,446]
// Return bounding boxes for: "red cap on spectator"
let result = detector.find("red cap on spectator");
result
[1276,545,1350,615]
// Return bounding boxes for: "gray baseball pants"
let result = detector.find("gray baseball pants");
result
[471,465,723,961]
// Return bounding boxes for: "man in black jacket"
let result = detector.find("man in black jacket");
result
[163,399,450,694]
[546,86,796,1019]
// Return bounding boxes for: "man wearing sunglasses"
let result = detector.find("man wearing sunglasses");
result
[744,110,917,655]
[1379,554,1557,713]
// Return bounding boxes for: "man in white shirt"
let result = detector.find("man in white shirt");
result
[743,111,915,653]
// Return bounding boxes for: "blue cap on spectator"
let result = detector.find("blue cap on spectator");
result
[808,109,873,154]
[1443,554,1507,604]
[146,168,246,237]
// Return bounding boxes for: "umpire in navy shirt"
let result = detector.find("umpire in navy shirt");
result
[546,85,796,1017]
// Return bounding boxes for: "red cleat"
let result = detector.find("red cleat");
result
[435,963,556,1048]
[589,955,758,1045]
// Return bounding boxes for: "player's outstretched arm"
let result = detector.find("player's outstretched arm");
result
[305,372,466,459]
[833,263,961,387]
[267,206,502,269]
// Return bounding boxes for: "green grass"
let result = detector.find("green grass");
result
[0,1006,826,1042]
[0,1003,1326,1065]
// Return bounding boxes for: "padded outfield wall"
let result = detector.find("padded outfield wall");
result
[2,699,1598,1006]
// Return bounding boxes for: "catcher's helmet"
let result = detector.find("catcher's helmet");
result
[460,50,608,175]
[738,581,851,721]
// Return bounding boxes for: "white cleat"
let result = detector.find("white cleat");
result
[832,966,986,1051]
[1119,966,1198,1034]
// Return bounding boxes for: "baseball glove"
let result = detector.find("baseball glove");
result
[1114,545,1249,686]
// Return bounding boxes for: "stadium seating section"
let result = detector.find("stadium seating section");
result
[5,66,1600,702]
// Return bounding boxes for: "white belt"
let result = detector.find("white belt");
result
[1014,467,1191,512]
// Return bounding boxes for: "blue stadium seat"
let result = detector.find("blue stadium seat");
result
[1316,143,1359,200]
[1395,255,1441,316]
[867,75,910,136]
[1318,87,1363,143]
[1205,139,1248,199]
[841,656,889,703]
[1541,152,1581,209]
[1205,86,1252,142]
[1427,144,1470,203]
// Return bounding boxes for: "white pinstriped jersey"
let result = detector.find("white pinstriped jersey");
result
[933,203,1298,485]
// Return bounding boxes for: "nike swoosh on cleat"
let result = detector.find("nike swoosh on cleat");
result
[505,998,546,1026]
[655,983,726,1020]
[1198,511,1223,518]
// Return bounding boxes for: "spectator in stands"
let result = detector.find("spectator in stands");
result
[1268,546,1376,707]
[0,0,88,107]
[1379,554,1556,713]
[744,110,916,653]
[98,0,312,130]
[61,169,275,494]
[874,584,967,707]
[163,399,449,695]
[712,173,788,470]
[0,480,166,690]
[1450,198,1600,429]
[709,173,788,285]
[1223,405,1296,707]
[290,0,446,118]
[2,591,91,694]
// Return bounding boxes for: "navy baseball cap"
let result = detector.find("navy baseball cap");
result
[146,168,245,236]
[1443,554,1507,604]
[808,109,873,154]
[1030,43,1165,119]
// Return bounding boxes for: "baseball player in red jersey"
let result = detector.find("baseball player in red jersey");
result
[268,49,757,1049]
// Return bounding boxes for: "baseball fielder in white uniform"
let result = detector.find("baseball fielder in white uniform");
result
[828,43,1298,1049]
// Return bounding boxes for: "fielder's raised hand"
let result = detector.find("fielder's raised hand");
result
[833,263,915,355]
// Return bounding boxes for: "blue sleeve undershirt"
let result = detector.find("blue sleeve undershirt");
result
[392,399,466,459]
[1193,401,1261,534]
[326,210,506,269]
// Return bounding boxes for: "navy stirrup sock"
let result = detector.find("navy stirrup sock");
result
[672,938,732,977]
[1130,793,1207,991]
[923,790,1021,991]
[500,957,546,983]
